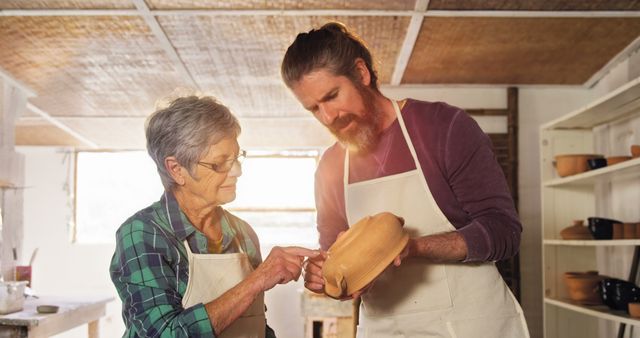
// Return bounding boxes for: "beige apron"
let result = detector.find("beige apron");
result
[181,224,266,337]
[346,101,529,337]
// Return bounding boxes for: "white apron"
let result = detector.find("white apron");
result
[181,223,266,337]
[346,101,529,337]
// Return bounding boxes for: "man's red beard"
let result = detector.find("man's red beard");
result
[327,86,383,153]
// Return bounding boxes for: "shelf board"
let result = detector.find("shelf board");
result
[544,157,640,187]
[542,76,640,130]
[545,297,640,326]
[544,239,640,246]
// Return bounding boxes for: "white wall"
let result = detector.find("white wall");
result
[18,146,123,338]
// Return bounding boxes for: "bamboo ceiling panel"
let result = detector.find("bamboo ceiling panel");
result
[403,17,640,85]
[158,15,409,117]
[16,120,86,147]
[0,0,134,9]
[428,0,640,10]
[145,0,414,10]
[0,16,190,118]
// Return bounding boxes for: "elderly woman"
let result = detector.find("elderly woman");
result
[110,96,317,337]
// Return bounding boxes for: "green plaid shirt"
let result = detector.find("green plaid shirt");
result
[110,191,275,337]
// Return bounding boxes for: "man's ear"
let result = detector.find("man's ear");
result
[354,58,371,87]
[165,156,186,186]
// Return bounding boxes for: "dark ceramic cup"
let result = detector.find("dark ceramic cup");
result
[601,278,626,309]
[588,217,623,240]
[614,281,640,312]
[587,158,607,170]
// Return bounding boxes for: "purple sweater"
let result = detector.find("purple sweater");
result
[315,99,521,262]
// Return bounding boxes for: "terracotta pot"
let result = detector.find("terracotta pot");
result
[560,220,593,240]
[554,154,603,177]
[606,156,632,166]
[322,212,408,299]
[629,302,640,318]
[613,223,624,240]
[563,271,604,305]
[631,145,640,158]
[624,223,638,239]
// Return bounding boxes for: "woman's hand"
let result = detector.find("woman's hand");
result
[254,246,319,292]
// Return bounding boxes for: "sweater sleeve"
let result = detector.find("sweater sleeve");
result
[444,110,522,262]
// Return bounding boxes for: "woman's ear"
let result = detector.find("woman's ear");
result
[354,58,371,87]
[165,156,186,186]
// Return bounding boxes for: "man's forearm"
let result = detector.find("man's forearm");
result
[408,231,468,263]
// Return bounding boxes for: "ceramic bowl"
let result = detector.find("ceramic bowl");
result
[587,158,607,170]
[563,271,604,305]
[632,145,640,158]
[587,217,622,240]
[629,302,640,318]
[322,212,408,299]
[559,220,593,240]
[606,156,632,166]
[554,154,604,177]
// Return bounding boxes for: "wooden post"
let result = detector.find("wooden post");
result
[0,77,27,281]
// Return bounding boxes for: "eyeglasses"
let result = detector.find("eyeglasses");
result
[198,150,246,173]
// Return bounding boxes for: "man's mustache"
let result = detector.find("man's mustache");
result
[330,114,357,131]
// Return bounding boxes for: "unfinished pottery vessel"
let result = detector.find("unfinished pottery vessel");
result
[322,212,408,299]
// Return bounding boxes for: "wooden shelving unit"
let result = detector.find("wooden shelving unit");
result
[541,77,640,338]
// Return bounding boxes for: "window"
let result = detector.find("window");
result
[74,150,319,247]
[227,150,319,247]
[75,151,163,243]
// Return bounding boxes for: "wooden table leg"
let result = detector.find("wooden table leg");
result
[88,320,99,338]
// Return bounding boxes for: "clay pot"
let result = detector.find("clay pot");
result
[613,223,624,240]
[631,145,640,158]
[606,156,632,166]
[554,154,604,177]
[629,302,640,318]
[624,223,638,239]
[559,220,593,240]
[322,212,408,299]
[563,271,604,305]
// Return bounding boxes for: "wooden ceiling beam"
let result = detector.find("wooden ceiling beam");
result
[25,103,98,148]
[390,0,429,85]
[131,0,199,91]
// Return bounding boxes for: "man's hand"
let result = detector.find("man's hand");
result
[393,238,415,267]
[302,250,327,293]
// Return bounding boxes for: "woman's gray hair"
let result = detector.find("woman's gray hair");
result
[145,96,240,191]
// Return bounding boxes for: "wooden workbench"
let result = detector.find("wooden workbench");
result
[0,296,113,338]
